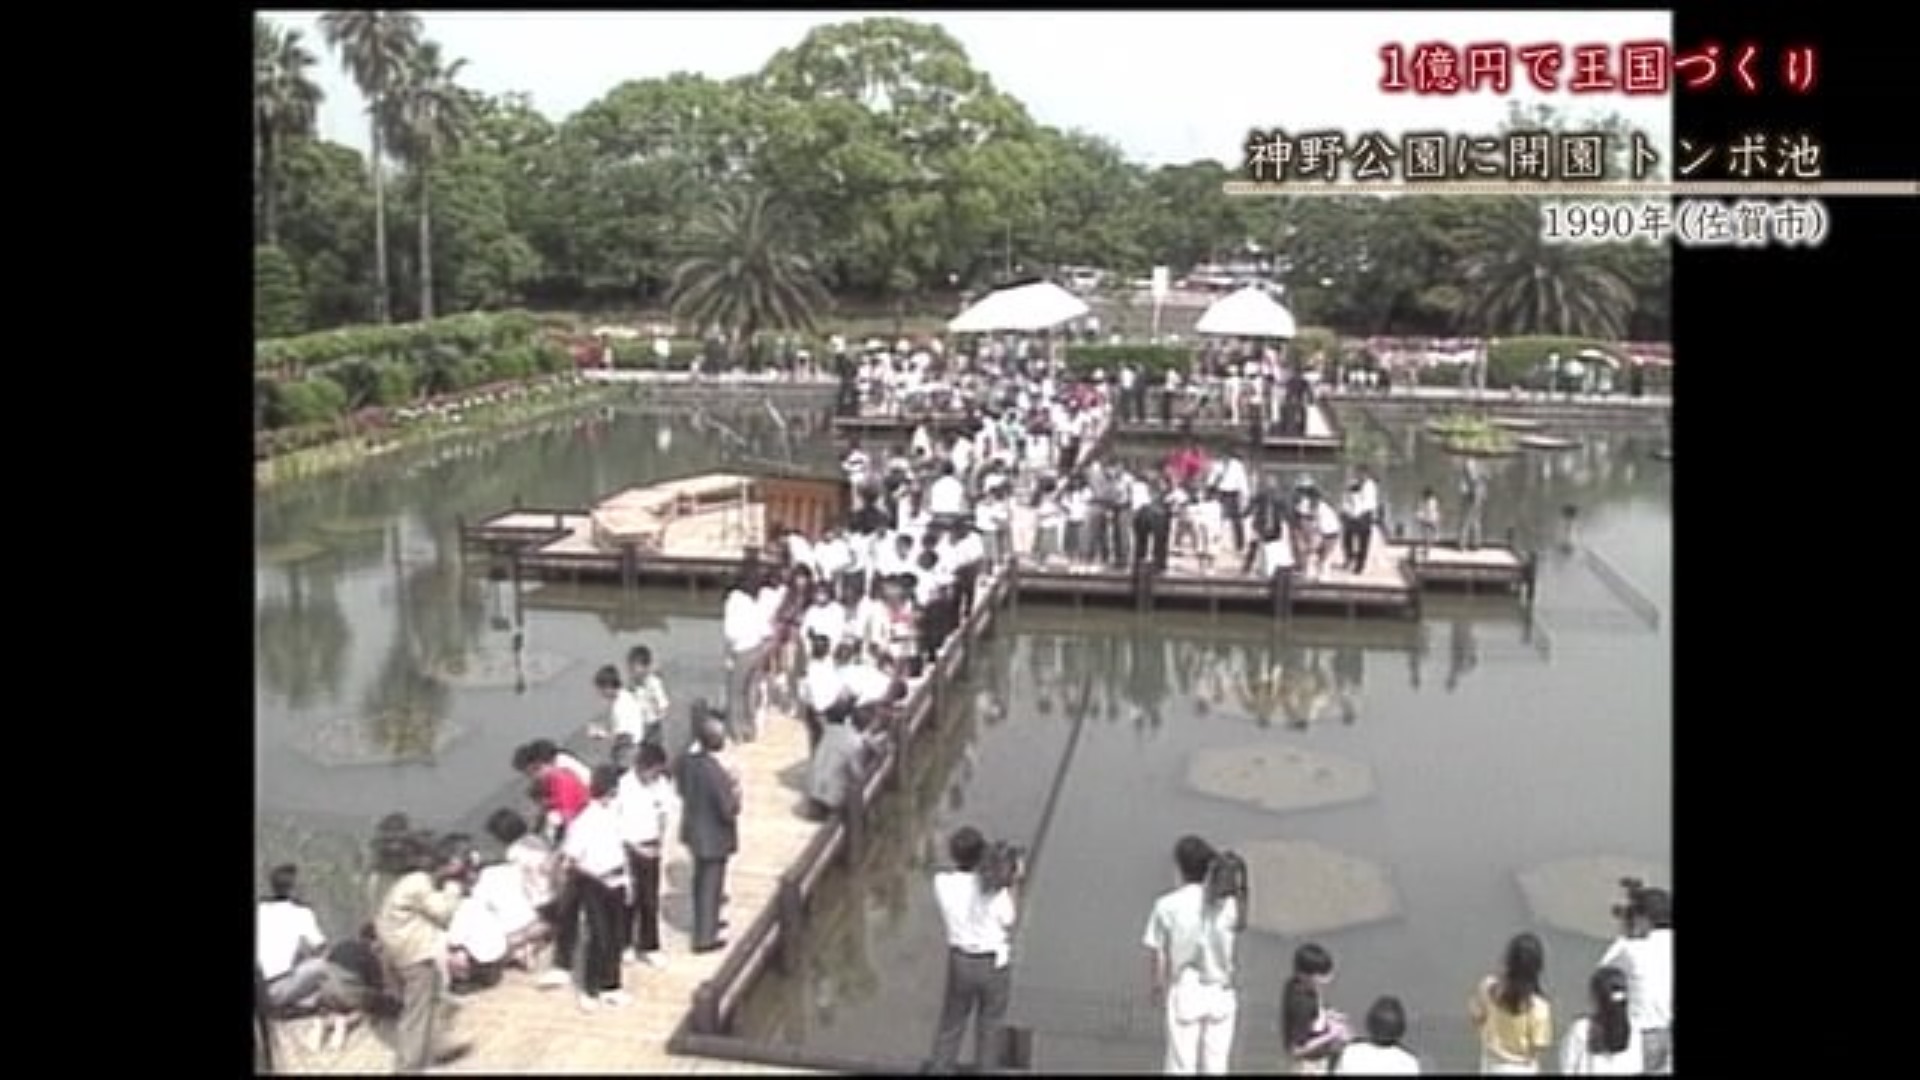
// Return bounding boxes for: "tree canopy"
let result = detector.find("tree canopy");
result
[257,14,1669,342]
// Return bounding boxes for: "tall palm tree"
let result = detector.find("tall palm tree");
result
[1458,198,1637,340]
[386,40,472,320]
[319,10,423,325]
[669,188,831,363]
[254,16,324,247]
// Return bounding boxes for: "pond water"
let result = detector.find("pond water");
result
[255,406,1669,1073]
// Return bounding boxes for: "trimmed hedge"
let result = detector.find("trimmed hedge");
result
[255,310,542,373]
[254,329,571,431]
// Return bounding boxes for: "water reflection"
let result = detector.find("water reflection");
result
[256,561,352,709]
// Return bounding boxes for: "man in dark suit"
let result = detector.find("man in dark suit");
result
[677,718,740,954]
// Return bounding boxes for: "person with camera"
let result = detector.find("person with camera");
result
[372,831,474,1072]
[1599,882,1672,1073]
[1143,836,1245,1075]
[927,826,1020,1074]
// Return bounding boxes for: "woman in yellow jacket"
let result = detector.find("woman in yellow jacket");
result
[1468,933,1553,1074]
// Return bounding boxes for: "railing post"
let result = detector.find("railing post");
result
[775,870,803,977]
[997,1024,1035,1072]
[841,771,866,867]
[620,543,638,592]
[691,982,722,1036]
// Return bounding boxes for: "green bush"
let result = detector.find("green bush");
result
[373,361,415,406]
[610,338,704,369]
[254,246,308,339]
[269,376,350,427]
[1485,336,1625,388]
[1062,344,1188,377]
[254,310,541,372]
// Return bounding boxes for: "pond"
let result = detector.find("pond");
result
[254,406,1668,1073]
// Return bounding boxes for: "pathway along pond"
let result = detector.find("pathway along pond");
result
[254,406,1669,1073]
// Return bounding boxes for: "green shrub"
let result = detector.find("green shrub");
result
[254,246,308,339]
[610,338,703,369]
[269,376,349,427]
[373,361,415,406]
[254,310,541,373]
[1485,336,1626,388]
[1062,344,1188,377]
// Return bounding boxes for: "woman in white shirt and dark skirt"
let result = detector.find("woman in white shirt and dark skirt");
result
[561,766,633,1011]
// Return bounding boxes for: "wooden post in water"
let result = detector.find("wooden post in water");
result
[775,871,804,977]
[620,543,638,592]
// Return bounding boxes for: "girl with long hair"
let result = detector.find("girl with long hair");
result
[1558,966,1641,1075]
[1468,933,1553,1074]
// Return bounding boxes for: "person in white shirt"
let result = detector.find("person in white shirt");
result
[1559,967,1643,1076]
[838,641,903,709]
[1597,886,1672,1073]
[1260,520,1297,581]
[721,577,774,742]
[842,442,871,495]
[928,826,1020,1074]
[1144,837,1243,1075]
[1313,496,1344,579]
[927,461,968,520]
[560,767,632,1011]
[812,530,851,591]
[483,809,557,972]
[257,864,337,1009]
[591,664,646,746]
[1342,468,1380,574]
[1334,997,1422,1075]
[943,522,988,618]
[800,583,848,651]
[626,645,670,749]
[616,743,678,968]
[1214,455,1251,553]
[799,634,851,750]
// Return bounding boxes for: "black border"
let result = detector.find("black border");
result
[92,2,1906,1070]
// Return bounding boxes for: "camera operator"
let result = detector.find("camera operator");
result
[1143,836,1244,1075]
[372,831,473,1072]
[1599,883,1672,1073]
[927,826,1020,1075]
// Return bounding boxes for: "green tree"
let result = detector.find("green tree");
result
[255,245,308,338]
[319,10,423,324]
[1459,198,1636,338]
[669,188,831,361]
[254,16,324,246]
[386,40,474,320]
[276,139,377,325]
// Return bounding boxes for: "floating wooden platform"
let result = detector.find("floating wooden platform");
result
[829,412,974,437]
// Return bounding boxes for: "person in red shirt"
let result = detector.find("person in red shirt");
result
[511,740,591,989]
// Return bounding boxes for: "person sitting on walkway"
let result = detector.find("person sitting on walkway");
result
[484,808,558,973]
[258,863,335,1010]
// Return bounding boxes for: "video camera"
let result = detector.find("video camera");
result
[978,840,1027,893]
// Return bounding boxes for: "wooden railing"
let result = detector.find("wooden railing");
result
[672,571,1025,1071]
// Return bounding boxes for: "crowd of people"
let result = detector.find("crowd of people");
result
[927,830,1672,1076]
[256,333,1606,1075]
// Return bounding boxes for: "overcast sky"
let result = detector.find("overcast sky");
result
[272,9,1672,167]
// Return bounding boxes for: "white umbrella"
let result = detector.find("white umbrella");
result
[948,281,1091,334]
[1194,286,1298,339]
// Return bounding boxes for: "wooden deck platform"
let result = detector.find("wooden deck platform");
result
[830,412,974,437]
[272,575,1011,1076]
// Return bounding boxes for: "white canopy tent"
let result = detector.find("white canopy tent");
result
[948,280,1091,334]
[1194,286,1298,339]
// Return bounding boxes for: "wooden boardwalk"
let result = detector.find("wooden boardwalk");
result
[269,684,829,1075]
[1110,403,1345,460]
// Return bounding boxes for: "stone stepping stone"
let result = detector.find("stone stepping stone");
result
[1516,854,1669,941]
[1232,837,1400,937]
[1186,743,1374,814]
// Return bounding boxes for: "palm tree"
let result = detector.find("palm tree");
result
[1458,198,1637,340]
[386,40,472,320]
[254,16,324,247]
[319,10,424,325]
[669,188,831,364]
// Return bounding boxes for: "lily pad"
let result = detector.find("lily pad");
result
[1235,838,1401,937]
[1516,854,1669,941]
[1187,743,1375,814]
